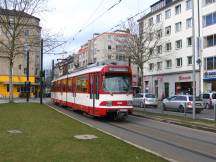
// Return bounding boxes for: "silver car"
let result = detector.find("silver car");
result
[162,95,204,113]
[133,93,158,108]
[199,92,216,109]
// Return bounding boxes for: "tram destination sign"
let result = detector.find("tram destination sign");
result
[109,67,128,72]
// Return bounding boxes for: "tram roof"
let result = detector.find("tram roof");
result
[52,64,130,82]
[52,64,106,82]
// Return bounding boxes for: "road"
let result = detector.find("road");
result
[47,103,216,162]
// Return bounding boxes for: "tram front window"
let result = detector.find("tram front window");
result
[103,74,131,93]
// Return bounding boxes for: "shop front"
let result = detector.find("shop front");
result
[203,71,216,92]
[144,72,200,99]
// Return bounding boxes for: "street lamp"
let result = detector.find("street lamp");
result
[192,0,196,119]
[24,43,30,102]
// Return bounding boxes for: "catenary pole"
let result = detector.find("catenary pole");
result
[192,0,196,119]
[26,50,29,102]
[40,39,43,104]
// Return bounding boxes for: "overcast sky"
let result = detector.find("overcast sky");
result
[40,0,156,68]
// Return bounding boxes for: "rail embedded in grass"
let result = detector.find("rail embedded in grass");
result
[0,103,167,162]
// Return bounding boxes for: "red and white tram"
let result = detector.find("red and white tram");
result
[51,64,133,119]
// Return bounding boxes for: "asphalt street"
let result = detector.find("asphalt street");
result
[47,103,216,162]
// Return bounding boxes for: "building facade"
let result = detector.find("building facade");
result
[201,0,216,92]
[75,31,139,86]
[0,9,41,97]
[138,0,216,99]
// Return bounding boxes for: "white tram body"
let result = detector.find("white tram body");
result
[51,64,133,118]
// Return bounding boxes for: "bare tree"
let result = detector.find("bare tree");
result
[0,0,47,102]
[122,18,163,92]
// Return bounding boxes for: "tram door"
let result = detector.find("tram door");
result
[90,73,100,115]
[72,78,76,105]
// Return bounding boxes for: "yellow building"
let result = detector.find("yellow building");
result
[0,75,38,97]
[0,9,41,98]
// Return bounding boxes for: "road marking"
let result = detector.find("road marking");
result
[46,103,179,162]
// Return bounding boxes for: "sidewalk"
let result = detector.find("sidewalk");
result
[0,97,51,104]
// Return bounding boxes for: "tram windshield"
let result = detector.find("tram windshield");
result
[102,74,131,93]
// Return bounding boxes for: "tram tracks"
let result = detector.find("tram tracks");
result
[106,119,216,162]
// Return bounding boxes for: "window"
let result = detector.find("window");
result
[149,33,153,41]
[174,96,187,101]
[207,57,213,70]
[7,84,9,92]
[157,45,162,54]
[108,55,111,60]
[108,45,111,50]
[186,18,192,29]
[203,12,216,27]
[77,75,88,93]
[157,62,162,70]
[204,0,216,5]
[175,40,182,49]
[18,64,21,70]
[149,63,154,71]
[24,30,29,37]
[187,37,192,46]
[157,29,162,38]
[175,4,181,15]
[166,42,172,51]
[204,34,216,48]
[186,0,192,10]
[165,26,171,36]
[24,68,27,74]
[187,56,192,65]
[156,14,162,23]
[176,58,182,67]
[149,17,153,26]
[166,60,172,68]
[165,9,171,19]
[175,22,182,32]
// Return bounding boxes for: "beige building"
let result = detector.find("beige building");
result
[0,9,41,97]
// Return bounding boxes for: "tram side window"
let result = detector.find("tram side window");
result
[68,78,72,92]
[77,75,88,93]
[72,78,76,93]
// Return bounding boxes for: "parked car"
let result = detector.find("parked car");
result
[133,93,158,108]
[199,92,216,109]
[162,95,204,113]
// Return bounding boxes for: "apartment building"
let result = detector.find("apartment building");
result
[87,31,129,65]
[75,31,139,86]
[0,9,41,97]
[138,0,216,98]
[201,0,216,92]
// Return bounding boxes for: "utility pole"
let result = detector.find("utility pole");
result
[192,0,196,119]
[40,39,43,104]
[26,50,30,102]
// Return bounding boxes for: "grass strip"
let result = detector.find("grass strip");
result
[0,103,167,162]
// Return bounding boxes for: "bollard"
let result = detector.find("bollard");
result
[184,102,187,118]
[214,104,216,122]
[161,101,164,114]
